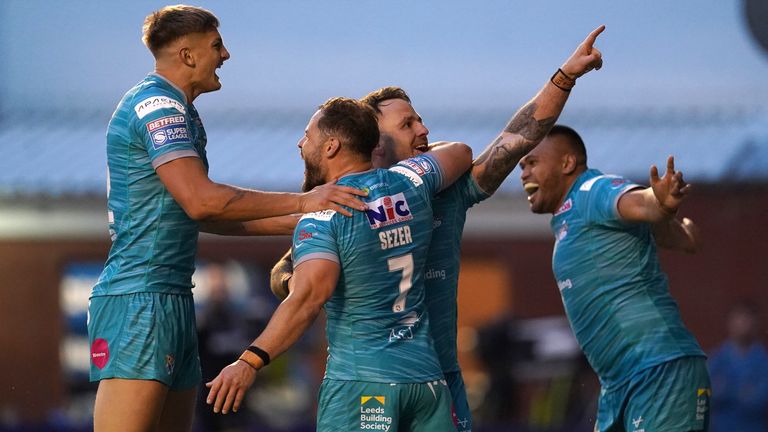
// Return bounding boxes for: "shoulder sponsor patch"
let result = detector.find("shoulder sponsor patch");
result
[365,192,413,229]
[389,165,423,187]
[148,116,190,150]
[134,95,186,119]
[300,209,336,222]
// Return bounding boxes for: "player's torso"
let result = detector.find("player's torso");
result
[95,75,208,296]
[423,173,484,373]
[551,171,704,388]
[324,169,442,382]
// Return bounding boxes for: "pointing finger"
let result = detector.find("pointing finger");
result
[584,24,606,48]
[666,155,676,174]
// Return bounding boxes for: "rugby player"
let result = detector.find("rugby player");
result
[205,97,473,431]
[89,6,366,431]
[518,125,709,431]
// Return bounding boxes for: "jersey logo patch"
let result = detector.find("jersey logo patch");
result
[365,192,412,229]
[134,96,186,119]
[554,198,572,216]
[300,209,336,221]
[146,115,186,132]
[150,122,189,150]
[389,165,423,187]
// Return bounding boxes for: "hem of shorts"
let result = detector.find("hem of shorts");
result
[322,375,445,384]
[89,288,194,298]
[599,352,707,391]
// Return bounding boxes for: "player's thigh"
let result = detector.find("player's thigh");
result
[444,371,472,432]
[406,380,454,432]
[157,386,197,432]
[88,293,200,388]
[317,379,400,432]
[625,356,710,432]
[94,378,168,432]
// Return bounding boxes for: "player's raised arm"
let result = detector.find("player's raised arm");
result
[205,258,339,414]
[617,156,692,223]
[472,25,605,195]
[156,157,367,221]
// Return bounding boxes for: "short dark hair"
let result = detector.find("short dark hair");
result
[142,5,220,55]
[548,124,587,167]
[360,86,412,115]
[317,97,380,161]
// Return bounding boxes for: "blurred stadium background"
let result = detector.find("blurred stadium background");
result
[0,0,766,431]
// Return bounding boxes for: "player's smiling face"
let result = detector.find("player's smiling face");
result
[298,110,328,192]
[188,30,230,94]
[371,98,429,168]
[519,136,570,214]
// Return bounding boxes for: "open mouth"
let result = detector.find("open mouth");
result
[415,144,429,153]
[523,182,539,202]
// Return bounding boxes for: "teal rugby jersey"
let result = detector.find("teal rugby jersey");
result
[292,154,445,383]
[93,73,208,297]
[551,169,704,390]
[425,172,488,373]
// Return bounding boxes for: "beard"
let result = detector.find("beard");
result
[301,159,326,192]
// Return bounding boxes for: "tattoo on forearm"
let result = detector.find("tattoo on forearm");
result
[223,189,246,209]
[474,103,556,193]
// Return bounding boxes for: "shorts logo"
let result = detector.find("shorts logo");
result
[360,396,391,430]
[134,96,186,119]
[91,338,110,370]
[165,354,175,375]
[365,193,412,229]
[696,388,710,421]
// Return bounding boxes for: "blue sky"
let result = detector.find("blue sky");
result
[1,0,766,113]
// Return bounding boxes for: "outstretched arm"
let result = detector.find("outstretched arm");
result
[472,25,605,195]
[156,157,367,220]
[205,258,338,414]
[618,156,692,224]
[200,215,300,236]
[652,217,701,254]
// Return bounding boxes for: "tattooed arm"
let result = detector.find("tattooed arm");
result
[472,25,606,194]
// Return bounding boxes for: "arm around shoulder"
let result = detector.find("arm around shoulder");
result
[427,141,473,190]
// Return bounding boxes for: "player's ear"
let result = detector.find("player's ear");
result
[562,153,578,175]
[325,137,341,158]
[179,46,195,67]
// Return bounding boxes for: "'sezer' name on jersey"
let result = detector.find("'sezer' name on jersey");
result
[379,226,413,250]
[365,193,412,229]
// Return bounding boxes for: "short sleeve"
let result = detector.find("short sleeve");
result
[388,153,444,198]
[453,172,490,209]
[292,210,339,268]
[581,175,643,225]
[131,92,199,169]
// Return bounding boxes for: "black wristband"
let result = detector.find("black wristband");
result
[550,68,576,92]
[246,345,271,366]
